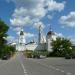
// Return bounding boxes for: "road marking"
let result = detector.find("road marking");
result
[21,63,28,75]
[19,52,28,75]
[56,68,60,71]
[51,66,55,69]
[66,72,71,75]
[34,61,72,75]
[60,70,65,73]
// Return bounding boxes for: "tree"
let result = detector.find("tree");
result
[51,37,72,57]
[1,45,16,57]
[0,19,9,57]
[0,19,9,46]
[0,19,16,59]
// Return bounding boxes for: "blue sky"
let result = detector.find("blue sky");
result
[0,0,75,43]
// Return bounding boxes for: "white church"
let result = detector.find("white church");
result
[15,26,56,52]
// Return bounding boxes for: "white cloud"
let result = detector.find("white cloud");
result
[10,8,46,27]
[8,0,45,8]
[34,21,45,30]
[67,36,75,45]
[12,7,46,19]
[52,32,64,40]
[10,0,65,27]
[8,0,65,12]
[12,7,28,18]
[24,32,34,38]
[70,38,75,45]
[8,0,65,43]
[47,0,65,12]
[55,32,64,37]
[13,27,22,32]
[5,36,16,43]
[60,11,75,27]
[47,15,53,19]
[10,16,32,26]
[10,0,46,27]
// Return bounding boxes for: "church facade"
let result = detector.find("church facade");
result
[16,28,56,52]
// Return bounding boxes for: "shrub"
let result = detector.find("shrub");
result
[24,50,33,58]
[32,51,40,58]
[0,45,16,58]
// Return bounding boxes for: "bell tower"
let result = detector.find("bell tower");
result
[46,25,54,52]
[18,29,26,51]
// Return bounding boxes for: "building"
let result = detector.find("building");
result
[16,27,56,51]
[46,29,55,52]
[16,30,26,51]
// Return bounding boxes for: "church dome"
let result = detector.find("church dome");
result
[47,31,55,36]
[20,31,24,35]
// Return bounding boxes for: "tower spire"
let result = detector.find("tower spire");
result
[38,25,41,44]
[49,24,52,31]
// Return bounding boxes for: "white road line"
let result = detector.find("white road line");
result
[60,70,65,73]
[32,60,72,75]
[56,68,60,71]
[51,66,56,69]
[66,72,71,75]
[21,63,28,75]
[19,53,28,75]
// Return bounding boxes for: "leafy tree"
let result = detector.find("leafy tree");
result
[51,37,73,57]
[0,19,16,58]
[0,19,9,46]
[0,45,16,59]
[0,19,9,57]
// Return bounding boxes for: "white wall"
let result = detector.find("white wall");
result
[46,35,53,52]
[47,39,52,52]
[26,43,46,51]
[26,44,37,51]
[16,42,47,51]
[16,44,26,51]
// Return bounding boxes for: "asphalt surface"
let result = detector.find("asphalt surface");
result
[0,52,75,75]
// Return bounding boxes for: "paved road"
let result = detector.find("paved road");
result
[0,52,75,75]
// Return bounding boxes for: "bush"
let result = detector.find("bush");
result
[0,45,16,58]
[46,51,55,57]
[25,52,32,58]
[32,51,40,58]
[23,50,41,58]
[24,50,33,58]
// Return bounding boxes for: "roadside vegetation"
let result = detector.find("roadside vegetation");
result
[23,50,33,58]
[23,37,75,58]
[0,19,16,59]
[23,50,48,58]
[47,37,75,57]
[23,50,40,58]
